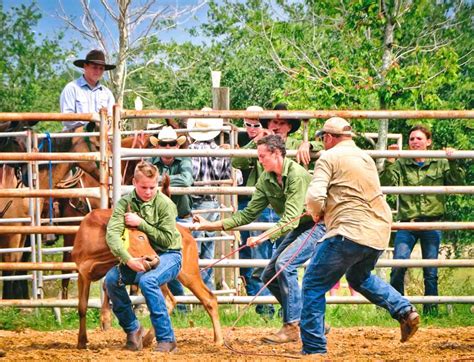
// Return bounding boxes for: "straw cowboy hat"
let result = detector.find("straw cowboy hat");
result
[150,126,187,146]
[73,49,116,71]
[187,107,224,141]
[261,103,301,134]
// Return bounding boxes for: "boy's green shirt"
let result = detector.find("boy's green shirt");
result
[106,190,182,263]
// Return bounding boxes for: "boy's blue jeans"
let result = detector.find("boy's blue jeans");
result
[105,251,182,342]
[300,235,414,354]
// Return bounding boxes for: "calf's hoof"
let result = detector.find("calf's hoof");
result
[142,329,155,348]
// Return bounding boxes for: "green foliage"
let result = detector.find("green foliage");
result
[0,2,71,113]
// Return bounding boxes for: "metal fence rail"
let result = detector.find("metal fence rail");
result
[1,258,472,271]
[1,108,472,308]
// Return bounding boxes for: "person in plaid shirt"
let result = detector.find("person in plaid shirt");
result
[187,108,231,289]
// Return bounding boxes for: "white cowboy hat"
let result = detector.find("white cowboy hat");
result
[150,126,187,146]
[187,107,223,141]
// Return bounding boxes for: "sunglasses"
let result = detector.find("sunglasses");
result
[244,122,262,128]
[158,140,178,147]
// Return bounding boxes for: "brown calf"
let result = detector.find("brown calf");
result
[72,210,223,349]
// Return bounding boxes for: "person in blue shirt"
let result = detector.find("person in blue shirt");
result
[60,49,116,130]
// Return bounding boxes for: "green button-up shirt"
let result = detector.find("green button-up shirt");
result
[151,156,194,218]
[380,157,465,221]
[222,158,313,241]
[232,137,323,187]
[106,190,182,263]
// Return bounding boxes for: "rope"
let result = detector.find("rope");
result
[223,218,319,359]
[56,168,85,189]
[200,212,309,273]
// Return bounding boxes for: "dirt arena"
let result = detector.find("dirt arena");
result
[0,326,473,360]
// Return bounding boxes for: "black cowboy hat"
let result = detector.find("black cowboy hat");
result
[73,49,116,71]
[261,103,301,134]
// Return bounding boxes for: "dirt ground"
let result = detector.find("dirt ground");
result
[0,326,473,361]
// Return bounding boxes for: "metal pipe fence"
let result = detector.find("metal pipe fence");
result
[0,112,109,294]
[1,258,472,271]
[1,108,472,309]
[1,295,472,309]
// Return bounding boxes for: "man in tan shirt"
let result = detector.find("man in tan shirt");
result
[300,117,420,355]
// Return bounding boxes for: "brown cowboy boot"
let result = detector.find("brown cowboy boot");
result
[399,308,420,342]
[261,322,300,344]
[125,325,145,351]
[154,341,178,353]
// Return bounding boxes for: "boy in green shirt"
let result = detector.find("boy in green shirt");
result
[105,161,182,353]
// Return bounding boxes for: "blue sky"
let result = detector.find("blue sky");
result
[3,0,210,48]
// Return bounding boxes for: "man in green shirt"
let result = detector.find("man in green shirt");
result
[105,161,182,353]
[380,125,465,315]
[193,135,326,344]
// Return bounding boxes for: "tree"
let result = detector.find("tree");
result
[0,2,70,116]
[58,0,207,107]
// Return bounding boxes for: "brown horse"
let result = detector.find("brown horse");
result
[73,177,222,349]
[0,128,102,299]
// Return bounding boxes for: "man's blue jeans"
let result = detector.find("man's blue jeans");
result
[192,199,220,290]
[105,251,182,342]
[238,200,277,316]
[300,235,413,355]
[390,229,441,313]
[261,222,326,324]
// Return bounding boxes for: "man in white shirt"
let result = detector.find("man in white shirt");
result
[60,49,115,130]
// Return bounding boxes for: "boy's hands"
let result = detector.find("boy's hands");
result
[126,257,148,272]
[124,212,143,227]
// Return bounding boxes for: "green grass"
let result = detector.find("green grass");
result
[0,302,472,332]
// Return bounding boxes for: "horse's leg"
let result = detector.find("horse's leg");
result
[1,234,28,299]
[61,234,74,300]
[100,281,112,331]
[77,273,91,349]
[178,273,223,345]
[17,245,30,299]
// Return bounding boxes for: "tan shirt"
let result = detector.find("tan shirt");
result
[305,140,392,250]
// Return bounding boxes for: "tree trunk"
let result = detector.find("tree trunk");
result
[376,0,398,171]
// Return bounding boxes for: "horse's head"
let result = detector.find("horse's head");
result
[70,122,105,181]
[0,122,28,153]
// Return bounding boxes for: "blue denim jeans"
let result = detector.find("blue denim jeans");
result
[238,200,277,315]
[192,199,220,290]
[105,251,182,342]
[390,229,441,313]
[261,222,326,324]
[300,235,413,354]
